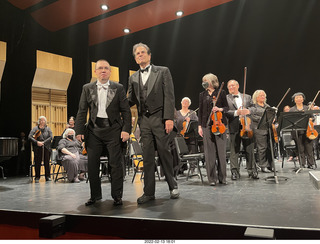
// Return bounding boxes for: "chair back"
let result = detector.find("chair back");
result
[174,136,189,156]
[131,140,143,155]
[281,131,295,147]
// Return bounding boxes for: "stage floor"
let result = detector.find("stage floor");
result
[1,158,320,239]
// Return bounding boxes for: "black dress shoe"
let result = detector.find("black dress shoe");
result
[231,172,237,180]
[137,194,155,204]
[249,172,259,179]
[45,177,51,181]
[113,198,123,206]
[85,197,102,206]
[219,181,228,185]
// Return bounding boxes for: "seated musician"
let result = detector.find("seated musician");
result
[289,93,316,169]
[57,128,88,182]
[175,97,199,175]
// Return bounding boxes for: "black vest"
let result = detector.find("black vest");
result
[139,74,149,115]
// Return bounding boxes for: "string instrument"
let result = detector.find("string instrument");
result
[180,108,199,138]
[272,87,291,143]
[306,90,320,140]
[239,67,253,139]
[210,82,226,135]
[33,129,41,140]
[82,142,87,155]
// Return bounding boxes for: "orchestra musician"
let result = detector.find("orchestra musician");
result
[57,128,87,183]
[198,73,229,186]
[28,116,53,183]
[289,93,316,169]
[250,90,273,173]
[175,97,199,175]
[226,80,258,180]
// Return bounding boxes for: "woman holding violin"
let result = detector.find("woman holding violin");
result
[289,92,316,169]
[250,90,273,173]
[198,73,229,186]
[176,97,199,151]
[28,116,53,182]
[175,97,199,175]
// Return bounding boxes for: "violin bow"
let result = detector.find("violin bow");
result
[308,90,320,110]
[242,67,247,108]
[275,88,291,110]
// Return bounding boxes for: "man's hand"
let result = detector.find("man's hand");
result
[198,126,203,137]
[121,131,130,142]
[165,120,174,134]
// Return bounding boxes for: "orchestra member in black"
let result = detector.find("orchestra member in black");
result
[127,43,179,204]
[289,92,316,169]
[198,73,229,186]
[226,80,258,180]
[250,90,273,173]
[28,116,53,182]
[75,59,131,206]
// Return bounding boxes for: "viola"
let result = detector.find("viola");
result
[240,115,253,139]
[210,93,226,136]
[306,90,320,140]
[33,130,41,140]
[306,119,318,140]
[239,67,253,139]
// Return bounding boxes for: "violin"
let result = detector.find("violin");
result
[33,130,41,140]
[209,82,226,135]
[239,67,253,139]
[306,90,320,140]
[180,108,199,138]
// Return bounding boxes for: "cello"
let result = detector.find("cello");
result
[306,90,320,140]
[239,67,253,139]
[209,82,226,135]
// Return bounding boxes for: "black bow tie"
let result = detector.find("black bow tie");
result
[140,66,150,73]
[233,95,239,98]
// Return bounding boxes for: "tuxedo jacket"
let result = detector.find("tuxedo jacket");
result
[226,93,253,134]
[127,64,175,121]
[75,80,131,135]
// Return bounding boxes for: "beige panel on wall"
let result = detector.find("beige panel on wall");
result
[0,41,6,81]
[90,62,119,83]
[32,51,72,136]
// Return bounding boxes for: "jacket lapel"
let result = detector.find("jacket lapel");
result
[106,82,117,108]
[89,82,98,107]
[147,65,158,97]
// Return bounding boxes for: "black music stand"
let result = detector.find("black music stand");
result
[51,136,62,149]
[258,107,288,183]
[184,120,199,153]
[278,111,310,174]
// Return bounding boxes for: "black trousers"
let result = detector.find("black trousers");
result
[140,115,177,196]
[33,146,51,179]
[86,120,123,200]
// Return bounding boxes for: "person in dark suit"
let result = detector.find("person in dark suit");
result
[127,42,179,204]
[226,79,258,180]
[75,59,131,206]
[198,73,229,186]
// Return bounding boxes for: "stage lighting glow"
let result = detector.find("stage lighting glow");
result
[123,28,130,34]
[176,11,184,17]
[101,4,108,11]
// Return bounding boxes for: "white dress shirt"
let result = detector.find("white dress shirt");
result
[96,80,109,118]
[141,65,151,86]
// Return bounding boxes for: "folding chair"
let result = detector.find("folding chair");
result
[130,139,160,183]
[51,149,67,182]
[280,130,297,168]
[174,136,205,184]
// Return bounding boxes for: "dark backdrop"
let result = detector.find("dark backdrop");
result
[1,0,320,136]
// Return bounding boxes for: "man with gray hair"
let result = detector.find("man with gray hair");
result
[127,43,179,204]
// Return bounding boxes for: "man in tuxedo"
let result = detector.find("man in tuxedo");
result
[75,59,131,206]
[127,43,179,204]
[226,79,258,180]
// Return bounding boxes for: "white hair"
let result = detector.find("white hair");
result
[38,116,47,125]
[62,128,75,139]
[181,97,191,106]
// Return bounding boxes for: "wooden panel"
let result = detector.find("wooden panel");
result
[0,41,6,81]
[37,50,72,73]
[91,62,119,82]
